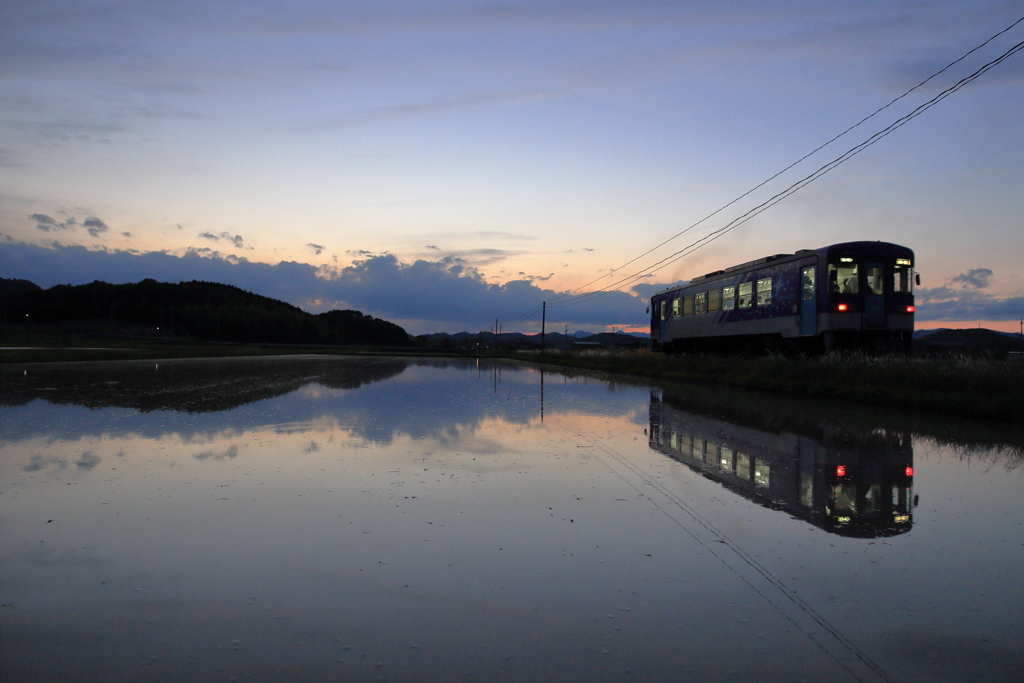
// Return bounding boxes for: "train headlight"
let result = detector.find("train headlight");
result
[837,303,848,312]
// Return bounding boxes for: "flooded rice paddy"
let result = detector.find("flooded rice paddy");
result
[1,356,1022,682]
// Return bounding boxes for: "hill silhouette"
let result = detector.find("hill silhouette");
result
[1,277,409,347]
[915,327,1024,358]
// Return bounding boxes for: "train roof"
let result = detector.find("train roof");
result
[652,241,913,297]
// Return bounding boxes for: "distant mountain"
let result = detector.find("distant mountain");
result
[0,277,43,295]
[914,327,1024,358]
[3,278,409,346]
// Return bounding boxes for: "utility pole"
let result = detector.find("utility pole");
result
[540,301,548,352]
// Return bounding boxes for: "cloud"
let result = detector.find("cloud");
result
[306,242,324,255]
[0,241,648,333]
[198,231,247,249]
[83,216,109,238]
[29,213,72,232]
[76,451,101,469]
[916,269,1023,322]
[630,281,688,302]
[299,90,545,132]
[194,444,239,461]
[22,454,66,472]
[949,268,993,290]
[122,231,132,237]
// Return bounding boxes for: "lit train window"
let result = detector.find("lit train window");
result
[695,291,707,314]
[683,294,693,315]
[720,446,734,472]
[866,266,884,295]
[738,282,752,308]
[893,262,913,293]
[708,288,721,311]
[756,278,772,305]
[672,297,680,316]
[802,268,815,300]
[756,462,771,489]
[660,301,666,320]
[828,261,859,294]
[722,286,735,310]
[736,452,750,480]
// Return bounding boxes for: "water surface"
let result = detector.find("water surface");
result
[1,356,1021,682]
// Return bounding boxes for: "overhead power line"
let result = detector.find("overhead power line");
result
[547,33,1024,310]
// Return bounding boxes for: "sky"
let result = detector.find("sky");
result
[1,1,1022,335]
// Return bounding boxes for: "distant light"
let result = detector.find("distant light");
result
[905,466,914,477]
[906,305,915,313]
[837,303,849,312]
[836,465,847,477]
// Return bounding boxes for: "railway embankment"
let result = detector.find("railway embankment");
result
[507,350,1024,425]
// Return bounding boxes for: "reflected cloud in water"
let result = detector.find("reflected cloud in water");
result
[2,356,1023,682]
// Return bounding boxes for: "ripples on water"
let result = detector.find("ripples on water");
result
[1,356,1021,682]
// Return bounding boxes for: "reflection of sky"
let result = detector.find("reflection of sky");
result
[3,358,1023,682]
[0,360,648,447]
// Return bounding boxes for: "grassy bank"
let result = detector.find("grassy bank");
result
[4,326,1021,424]
[503,349,1024,424]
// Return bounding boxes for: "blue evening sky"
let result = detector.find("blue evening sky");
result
[1,1,1022,333]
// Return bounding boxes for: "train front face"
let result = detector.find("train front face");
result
[818,242,916,350]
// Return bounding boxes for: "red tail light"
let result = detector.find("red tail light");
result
[837,303,849,312]
[905,467,914,477]
[906,305,915,313]
[836,465,847,477]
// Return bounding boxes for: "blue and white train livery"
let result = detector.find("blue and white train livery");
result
[650,241,916,353]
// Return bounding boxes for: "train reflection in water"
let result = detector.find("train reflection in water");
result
[648,389,915,537]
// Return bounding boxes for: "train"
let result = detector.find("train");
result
[648,388,915,538]
[650,241,917,353]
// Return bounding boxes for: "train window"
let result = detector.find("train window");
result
[755,462,770,489]
[683,294,693,315]
[719,446,734,472]
[802,268,815,300]
[832,484,858,514]
[722,286,735,310]
[736,452,750,480]
[893,263,913,293]
[756,278,772,305]
[660,301,666,320]
[738,282,752,308]
[866,266,884,295]
[828,261,859,294]
[694,291,707,314]
[708,288,721,311]
[672,296,681,316]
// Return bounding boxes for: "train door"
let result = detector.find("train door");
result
[864,262,886,328]
[800,266,817,336]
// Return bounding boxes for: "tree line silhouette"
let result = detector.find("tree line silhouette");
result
[1,278,409,347]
